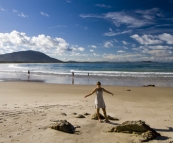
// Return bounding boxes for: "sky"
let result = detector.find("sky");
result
[0,0,173,62]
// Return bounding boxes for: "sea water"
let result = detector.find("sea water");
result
[0,62,173,87]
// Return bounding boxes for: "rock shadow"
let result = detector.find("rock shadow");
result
[153,126,173,132]
[105,121,119,125]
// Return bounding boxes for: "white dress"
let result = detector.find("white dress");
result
[95,88,106,108]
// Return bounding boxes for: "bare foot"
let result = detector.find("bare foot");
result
[104,119,110,123]
[98,119,103,123]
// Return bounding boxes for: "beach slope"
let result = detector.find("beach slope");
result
[0,82,173,143]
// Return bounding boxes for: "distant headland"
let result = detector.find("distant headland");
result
[0,50,110,63]
[0,50,159,63]
[0,50,63,63]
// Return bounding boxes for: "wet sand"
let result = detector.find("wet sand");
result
[0,82,173,143]
[0,72,173,87]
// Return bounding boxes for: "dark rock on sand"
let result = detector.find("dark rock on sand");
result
[76,114,85,118]
[107,120,160,142]
[61,113,67,116]
[50,120,75,134]
[143,84,155,87]
[83,112,90,116]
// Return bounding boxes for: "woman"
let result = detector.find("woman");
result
[84,81,114,122]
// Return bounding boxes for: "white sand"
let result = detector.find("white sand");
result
[0,82,173,143]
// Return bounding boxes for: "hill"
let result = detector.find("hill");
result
[0,50,63,63]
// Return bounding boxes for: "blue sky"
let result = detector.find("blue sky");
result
[0,0,173,62]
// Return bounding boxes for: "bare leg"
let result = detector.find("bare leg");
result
[102,108,109,121]
[97,108,101,122]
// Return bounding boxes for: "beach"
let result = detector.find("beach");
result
[0,82,173,143]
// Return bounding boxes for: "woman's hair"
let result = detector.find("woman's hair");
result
[97,81,101,85]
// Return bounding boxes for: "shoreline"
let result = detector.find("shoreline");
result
[0,82,173,143]
[0,72,173,87]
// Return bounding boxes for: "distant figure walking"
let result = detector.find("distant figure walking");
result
[72,72,74,77]
[28,70,30,81]
[88,73,89,76]
[84,81,114,122]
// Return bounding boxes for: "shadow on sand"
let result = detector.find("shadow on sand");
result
[105,121,120,125]
[153,126,173,132]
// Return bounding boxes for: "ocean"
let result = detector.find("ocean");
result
[0,62,173,87]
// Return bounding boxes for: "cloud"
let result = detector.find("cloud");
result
[0,6,7,11]
[123,46,128,49]
[117,50,125,53]
[79,14,102,19]
[103,32,116,36]
[104,12,153,28]
[132,45,173,59]
[78,47,85,51]
[95,4,111,8]
[0,30,71,54]
[103,41,113,48]
[104,30,132,36]
[122,41,129,45]
[66,0,71,3]
[131,34,163,45]
[50,25,67,29]
[80,12,152,28]
[135,8,160,20]
[90,49,94,52]
[11,9,29,18]
[109,28,112,31]
[90,45,97,48]
[93,53,100,56]
[12,9,18,13]
[114,39,118,42]
[131,33,173,45]
[40,12,49,17]
[102,53,143,61]
[80,8,162,28]
[158,33,173,44]
[71,45,85,52]
[18,12,28,18]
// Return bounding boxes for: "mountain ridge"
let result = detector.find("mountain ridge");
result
[0,50,63,63]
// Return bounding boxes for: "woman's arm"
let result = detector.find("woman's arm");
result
[102,88,114,96]
[84,88,97,98]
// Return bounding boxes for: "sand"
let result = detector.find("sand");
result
[0,82,173,143]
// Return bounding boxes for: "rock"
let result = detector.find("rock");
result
[141,130,159,142]
[76,114,85,118]
[109,120,160,142]
[50,120,75,134]
[91,113,105,120]
[107,115,119,121]
[74,126,81,128]
[61,113,67,116]
[106,127,115,132]
[143,84,155,87]
[126,89,131,91]
[115,120,149,133]
[83,112,90,116]
[72,113,77,115]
